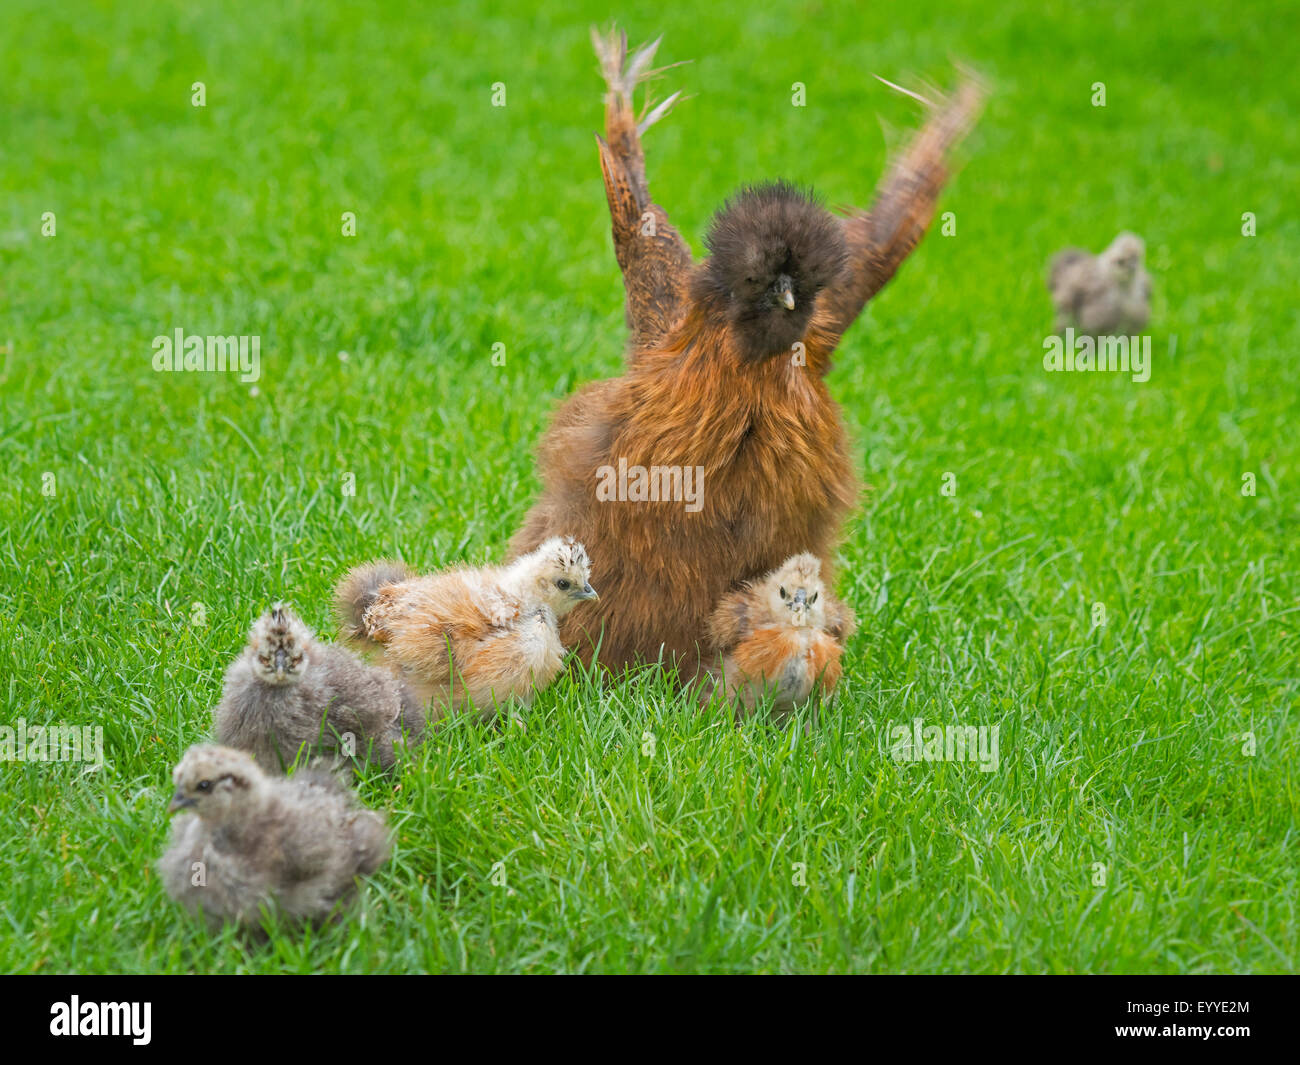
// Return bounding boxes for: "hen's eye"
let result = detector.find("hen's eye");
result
[779,587,788,599]
[556,578,571,591]
[197,780,212,792]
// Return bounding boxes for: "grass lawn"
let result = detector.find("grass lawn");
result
[1,0,1296,974]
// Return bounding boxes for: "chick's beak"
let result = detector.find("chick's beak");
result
[273,648,287,674]
[776,275,796,311]
[791,588,808,607]
[576,582,599,601]
[168,791,196,813]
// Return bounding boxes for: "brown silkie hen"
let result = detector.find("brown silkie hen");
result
[509,28,981,678]
[334,537,597,724]
[157,744,390,930]
[705,553,855,723]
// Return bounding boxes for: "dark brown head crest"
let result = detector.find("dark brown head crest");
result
[700,181,847,360]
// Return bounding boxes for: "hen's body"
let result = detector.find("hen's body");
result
[512,311,854,676]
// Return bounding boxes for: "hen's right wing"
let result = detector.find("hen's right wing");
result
[822,75,984,343]
[591,26,695,353]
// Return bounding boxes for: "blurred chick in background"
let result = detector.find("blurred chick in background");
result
[1048,231,1151,335]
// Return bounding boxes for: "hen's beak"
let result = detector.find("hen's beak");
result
[168,791,196,813]
[777,275,796,311]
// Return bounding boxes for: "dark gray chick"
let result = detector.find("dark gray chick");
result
[214,604,424,773]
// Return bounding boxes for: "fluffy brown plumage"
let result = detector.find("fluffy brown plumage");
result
[335,537,597,723]
[509,30,980,678]
[214,604,424,773]
[705,553,855,721]
[157,744,390,930]
[1048,231,1152,335]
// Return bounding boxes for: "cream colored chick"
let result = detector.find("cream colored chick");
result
[335,537,597,723]
[157,744,390,930]
[706,553,855,722]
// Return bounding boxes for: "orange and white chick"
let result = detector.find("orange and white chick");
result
[705,553,855,721]
[335,537,597,724]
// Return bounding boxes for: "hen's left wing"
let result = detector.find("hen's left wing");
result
[822,75,984,343]
[591,26,695,354]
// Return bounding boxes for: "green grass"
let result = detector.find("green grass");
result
[2,0,1297,974]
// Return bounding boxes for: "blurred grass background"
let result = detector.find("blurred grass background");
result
[0,0,1296,972]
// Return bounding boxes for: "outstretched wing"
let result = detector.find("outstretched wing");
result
[822,76,984,342]
[591,26,695,353]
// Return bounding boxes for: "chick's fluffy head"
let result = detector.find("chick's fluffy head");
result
[1102,231,1145,280]
[248,603,311,685]
[701,181,847,361]
[759,553,827,629]
[169,744,266,822]
[521,537,598,617]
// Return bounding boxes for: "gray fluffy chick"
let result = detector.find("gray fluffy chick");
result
[214,604,424,773]
[157,744,391,929]
[1048,231,1151,335]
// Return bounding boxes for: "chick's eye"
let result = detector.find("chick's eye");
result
[779,587,788,599]
[197,780,212,792]
[556,578,571,591]
[810,592,819,604]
